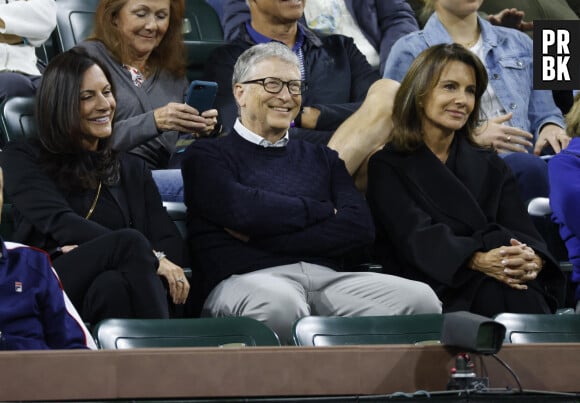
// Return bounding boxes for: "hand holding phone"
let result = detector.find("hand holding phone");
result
[185,80,218,113]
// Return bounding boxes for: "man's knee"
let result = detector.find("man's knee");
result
[503,153,549,200]
[505,153,548,178]
[207,275,307,316]
[371,275,442,315]
[403,281,442,314]
[366,79,399,102]
[204,274,309,343]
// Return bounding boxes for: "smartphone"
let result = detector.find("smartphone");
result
[185,80,218,112]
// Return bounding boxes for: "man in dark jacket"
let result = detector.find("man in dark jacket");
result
[221,0,419,74]
[205,0,380,145]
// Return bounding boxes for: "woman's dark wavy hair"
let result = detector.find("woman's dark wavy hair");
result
[389,43,489,152]
[36,48,120,191]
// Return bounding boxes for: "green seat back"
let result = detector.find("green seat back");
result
[183,0,225,81]
[161,201,192,279]
[493,313,580,343]
[292,314,444,346]
[53,0,99,53]
[93,317,280,349]
[163,201,187,239]
[0,96,37,148]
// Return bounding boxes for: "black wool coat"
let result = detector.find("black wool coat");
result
[367,136,565,312]
[0,141,186,266]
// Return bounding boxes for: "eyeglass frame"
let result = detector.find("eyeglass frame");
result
[240,77,307,95]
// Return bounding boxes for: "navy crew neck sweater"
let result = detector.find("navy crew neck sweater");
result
[182,131,374,294]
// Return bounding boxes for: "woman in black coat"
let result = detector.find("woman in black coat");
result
[367,44,564,316]
[0,49,190,324]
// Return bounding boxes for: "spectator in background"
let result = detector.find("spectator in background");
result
[479,0,580,115]
[384,0,569,202]
[368,44,565,316]
[0,0,56,103]
[206,0,380,144]
[481,0,579,34]
[407,0,580,27]
[77,0,219,171]
[221,0,419,75]
[549,92,580,314]
[183,42,441,343]
[0,49,189,325]
[0,168,95,350]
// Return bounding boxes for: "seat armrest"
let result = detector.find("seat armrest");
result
[350,263,383,273]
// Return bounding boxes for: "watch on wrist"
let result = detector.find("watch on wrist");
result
[153,250,166,261]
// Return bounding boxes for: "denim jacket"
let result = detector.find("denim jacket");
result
[384,13,565,141]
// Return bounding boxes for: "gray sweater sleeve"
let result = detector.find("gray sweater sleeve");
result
[75,40,188,158]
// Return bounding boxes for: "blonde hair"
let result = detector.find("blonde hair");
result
[421,0,436,23]
[566,92,580,138]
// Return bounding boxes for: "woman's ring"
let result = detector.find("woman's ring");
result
[177,278,185,283]
[506,136,511,142]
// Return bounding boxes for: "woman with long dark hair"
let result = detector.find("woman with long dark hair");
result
[384,0,569,203]
[368,44,565,316]
[0,49,190,324]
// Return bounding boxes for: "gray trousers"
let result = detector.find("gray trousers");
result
[203,262,442,344]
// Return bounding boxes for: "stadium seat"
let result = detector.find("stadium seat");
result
[527,197,575,307]
[183,0,225,81]
[0,96,37,148]
[52,0,99,53]
[35,39,57,68]
[161,201,192,281]
[493,313,580,343]
[93,317,281,349]
[162,201,187,239]
[292,314,444,346]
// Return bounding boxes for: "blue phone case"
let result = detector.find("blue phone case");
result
[185,80,218,112]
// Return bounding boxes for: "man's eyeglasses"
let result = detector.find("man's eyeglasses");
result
[241,77,307,95]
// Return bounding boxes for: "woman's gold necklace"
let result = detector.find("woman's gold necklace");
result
[85,181,102,220]
[458,28,481,48]
[461,36,479,48]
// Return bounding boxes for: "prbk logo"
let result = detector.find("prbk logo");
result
[534,20,580,90]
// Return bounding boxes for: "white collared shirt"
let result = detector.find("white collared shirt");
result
[304,0,379,69]
[234,118,289,148]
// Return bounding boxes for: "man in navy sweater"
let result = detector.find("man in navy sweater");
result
[0,169,94,350]
[182,42,441,343]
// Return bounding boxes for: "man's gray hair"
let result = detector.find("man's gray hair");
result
[232,42,300,88]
